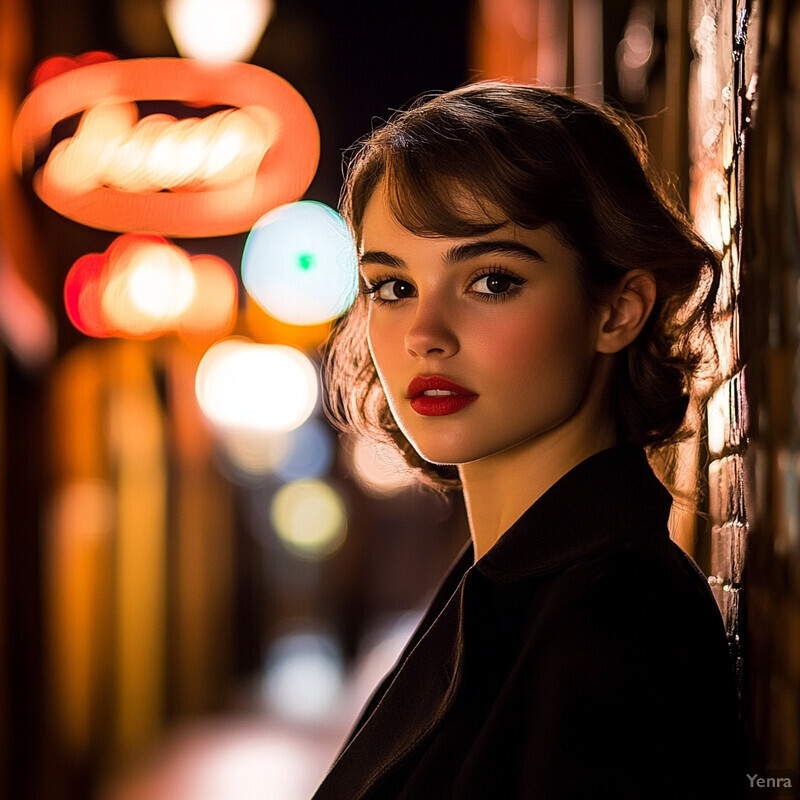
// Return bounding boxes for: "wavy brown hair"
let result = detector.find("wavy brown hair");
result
[324,82,720,490]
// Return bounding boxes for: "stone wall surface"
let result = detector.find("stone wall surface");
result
[691,0,800,784]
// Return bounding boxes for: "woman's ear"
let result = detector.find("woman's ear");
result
[596,269,657,354]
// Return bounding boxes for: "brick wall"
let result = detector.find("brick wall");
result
[691,0,800,782]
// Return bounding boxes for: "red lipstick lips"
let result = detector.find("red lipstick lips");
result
[407,375,478,416]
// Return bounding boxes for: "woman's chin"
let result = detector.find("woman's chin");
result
[408,442,463,468]
[409,441,492,468]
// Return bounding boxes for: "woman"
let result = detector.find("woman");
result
[317,83,743,799]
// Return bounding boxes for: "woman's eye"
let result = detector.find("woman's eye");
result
[470,273,518,295]
[376,280,416,301]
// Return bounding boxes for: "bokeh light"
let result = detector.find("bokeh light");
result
[0,244,57,368]
[165,0,274,62]
[102,235,196,335]
[195,339,318,433]
[177,255,239,346]
[269,479,346,559]
[64,253,110,338]
[273,418,334,482]
[262,631,345,724]
[103,723,333,800]
[242,201,358,326]
[216,429,291,483]
[30,51,118,89]
[216,417,335,485]
[183,736,313,800]
[245,297,332,351]
[350,437,417,497]
[64,234,237,341]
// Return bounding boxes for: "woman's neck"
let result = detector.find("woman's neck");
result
[458,397,617,561]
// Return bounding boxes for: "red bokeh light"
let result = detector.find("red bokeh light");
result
[64,253,110,338]
[31,52,118,90]
[64,234,238,342]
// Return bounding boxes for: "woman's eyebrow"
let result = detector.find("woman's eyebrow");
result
[359,240,543,270]
[444,240,544,264]
[359,250,406,269]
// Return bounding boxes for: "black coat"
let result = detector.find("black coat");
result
[313,445,744,799]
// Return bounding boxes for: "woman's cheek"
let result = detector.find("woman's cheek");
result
[367,318,407,398]
[471,315,559,370]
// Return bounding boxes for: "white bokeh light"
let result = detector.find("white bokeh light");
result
[127,243,196,319]
[242,201,359,326]
[195,338,318,433]
[164,0,274,62]
[262,632,345,725]
[102,239,197,336]
[183,734,316,800]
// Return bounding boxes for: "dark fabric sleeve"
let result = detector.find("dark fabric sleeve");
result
[511,540,745,800]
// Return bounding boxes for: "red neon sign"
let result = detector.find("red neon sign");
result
[13,59,319,237]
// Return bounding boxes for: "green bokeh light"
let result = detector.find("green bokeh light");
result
[297,253,315,271]
[242,200,359,326]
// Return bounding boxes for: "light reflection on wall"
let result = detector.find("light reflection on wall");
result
[195,338,318,433]
[270,479,346,559]
[692,168,727,252]
[242,201,358,326]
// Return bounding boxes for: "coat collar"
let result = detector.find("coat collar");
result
[313,444,672,799]
[475,443,673,583]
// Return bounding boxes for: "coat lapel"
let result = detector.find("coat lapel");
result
[316,563,475,799]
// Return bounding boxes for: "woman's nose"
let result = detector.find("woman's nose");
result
[404,301,459,359]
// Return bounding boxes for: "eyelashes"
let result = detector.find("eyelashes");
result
[361,266,527,306]
[468,267,526,301]
[360,274,415,305]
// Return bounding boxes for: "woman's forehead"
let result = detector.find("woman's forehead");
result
[360,176,508,238]
[359,188,573,269]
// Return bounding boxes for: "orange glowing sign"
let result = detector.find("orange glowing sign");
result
[65,234,238,343]
[13,59,319,237]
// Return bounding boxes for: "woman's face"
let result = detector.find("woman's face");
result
[359,185,607,467]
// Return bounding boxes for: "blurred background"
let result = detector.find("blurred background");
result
[1,0,797,798]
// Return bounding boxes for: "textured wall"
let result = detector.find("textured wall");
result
[691,0,800,783]
[742,0,800,780]
[689,0,756,671]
